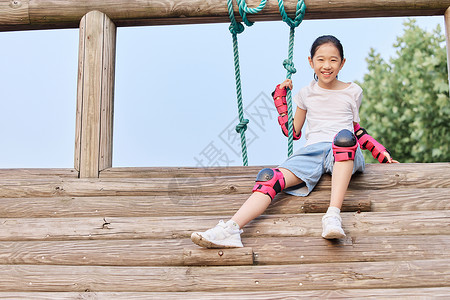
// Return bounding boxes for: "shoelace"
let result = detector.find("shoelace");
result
[204,220,228,238]
[205,220,242,238]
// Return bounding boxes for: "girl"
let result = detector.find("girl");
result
[191,35,397,248]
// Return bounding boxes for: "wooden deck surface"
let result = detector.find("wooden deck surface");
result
[0,163,449,299]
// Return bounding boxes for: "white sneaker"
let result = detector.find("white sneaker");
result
[322,213,346,239]
[191,220,244,248]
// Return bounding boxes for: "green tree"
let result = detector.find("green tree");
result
[357,19,449,163]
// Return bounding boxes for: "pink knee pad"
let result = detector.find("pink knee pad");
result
[332,129,358,162]
[252,168,286,200]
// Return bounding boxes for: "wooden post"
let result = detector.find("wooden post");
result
[75,11,116,178]
[445,7,450,94]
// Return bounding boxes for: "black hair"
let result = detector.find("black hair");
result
[310,35,344,60]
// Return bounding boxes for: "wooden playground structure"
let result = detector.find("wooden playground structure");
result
[1,0,450,298]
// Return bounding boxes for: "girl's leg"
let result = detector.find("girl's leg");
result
[329,160,354,209]
[231,167,302,228]
[322,159,354,239]
[191,167,302,248]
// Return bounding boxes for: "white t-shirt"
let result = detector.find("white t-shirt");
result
[294,80,363,146]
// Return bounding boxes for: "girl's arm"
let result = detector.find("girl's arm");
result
[353,122,398,163]
[273,79,305,140]
[293,107,306,137]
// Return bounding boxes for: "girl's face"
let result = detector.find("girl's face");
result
[308,42,346,89]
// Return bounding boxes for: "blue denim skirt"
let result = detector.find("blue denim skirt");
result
[278,142,365,197]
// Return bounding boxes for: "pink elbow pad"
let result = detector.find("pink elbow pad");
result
[354,123,390,163]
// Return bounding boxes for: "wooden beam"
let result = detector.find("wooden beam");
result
[2,289,450,300]
[0,168,78,179]
[0,259,449,292]
[0,235,448,266]
[0,194,373,218]
[75,11,116,178]
[445,7,450,94]
[0,163,448,198]
[0,0,450,31]
[1,186,449,218]
[0,211,448,241]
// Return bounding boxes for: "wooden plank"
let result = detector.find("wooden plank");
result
[0,176,252,198]
[0,194,370,218]
[1,187,448,219]
[0,235,448,267]
[0,239,252,266]
[0,259,449,292]
[368,187,450,211]
[323,162,450,191]
[0,211,448,241]
[99,165,266,178]
[1,0,450,31]
[0,168,78,179]
[0,239,189,266]
[76,11,116,178]
[301,197,370,213]
[0,185,446,217]
[99,163,449,180]
[2,288,450,300]
[0,163,448,198]
[250,235,450,265]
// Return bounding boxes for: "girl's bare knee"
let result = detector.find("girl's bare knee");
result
[278,167,303,188]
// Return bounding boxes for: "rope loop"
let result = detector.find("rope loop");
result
[277,0,306,28]
[236,0,267,26]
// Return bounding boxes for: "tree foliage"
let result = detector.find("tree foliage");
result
[357,19,449,163]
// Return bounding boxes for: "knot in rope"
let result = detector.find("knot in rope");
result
[235,119,249,134]
[229,22,245,35]
[283,59,297,75]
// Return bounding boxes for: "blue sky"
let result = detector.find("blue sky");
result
[0,16,446,168]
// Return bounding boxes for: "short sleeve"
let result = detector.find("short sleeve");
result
[352,87,363,122]
[293,90,306,110]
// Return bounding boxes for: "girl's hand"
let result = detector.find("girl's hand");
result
[279,79,293,90]
[383,151,399,163]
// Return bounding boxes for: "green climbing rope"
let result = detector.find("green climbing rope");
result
[227,0,267,166]
[277,0,306,157]
[226,0,306,164]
